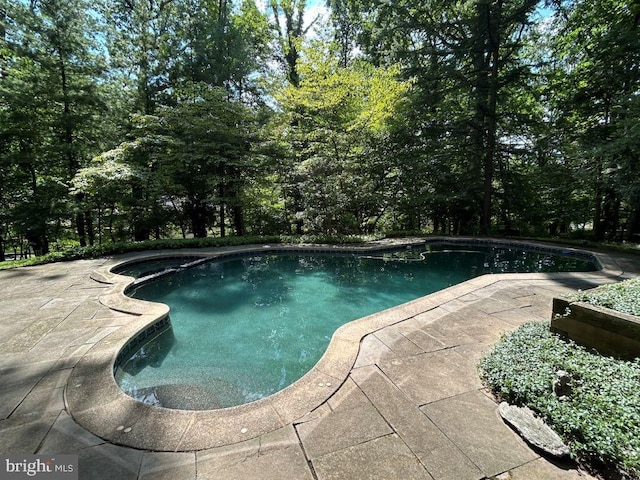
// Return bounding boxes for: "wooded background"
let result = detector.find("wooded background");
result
[1,0,639,258]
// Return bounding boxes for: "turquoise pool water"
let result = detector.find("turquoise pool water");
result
[115,244,596,410]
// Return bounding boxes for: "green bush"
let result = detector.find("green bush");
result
[571,277,640,317]
[0,234,380,270]
[0,235,282,271]
[479,321,640,479]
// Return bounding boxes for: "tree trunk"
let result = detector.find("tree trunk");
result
[219,183,226,238]
[626,203,640,243]
[233,204,245,236]
[482,0,502,235]
[86,211,95,246]
[185,197,208,238]
[76,211,87,247]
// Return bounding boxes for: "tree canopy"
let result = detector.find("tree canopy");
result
[1,0,639,259]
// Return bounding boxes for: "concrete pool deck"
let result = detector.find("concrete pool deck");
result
[1,239,639,479]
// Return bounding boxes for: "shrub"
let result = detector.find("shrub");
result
[479,321,640,479]
[0,235,282,271]
[571,277,640,317]
[0,234,380,270]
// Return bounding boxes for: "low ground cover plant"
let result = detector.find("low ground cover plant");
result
[0,234,379,271]
[571,277,640,317]
[479,321,640,479]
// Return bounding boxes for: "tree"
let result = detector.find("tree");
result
[273,43,411,234]
[169,0,271,100]
[342,0,543,234]
[75,83,260,239]
[269,0,317,87]
[549,0,640,241]
[0,0,107,252]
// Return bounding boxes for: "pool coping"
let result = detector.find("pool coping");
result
[65,237,624,451]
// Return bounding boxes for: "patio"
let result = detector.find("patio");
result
[1,242,638,479]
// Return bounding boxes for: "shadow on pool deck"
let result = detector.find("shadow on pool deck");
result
[0,241,638,480]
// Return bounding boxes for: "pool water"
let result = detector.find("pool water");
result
[115,244,596,410]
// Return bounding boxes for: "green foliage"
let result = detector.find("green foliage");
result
[280,234,379,244]
[572,277,640,317]
[2,0,640,252]
[479,322,640,478]
[547,0,640,241]
[0,235,282,271]
[0,0,109,251]
[273,42,411,235]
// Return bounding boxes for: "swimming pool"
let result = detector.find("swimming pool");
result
[114,243,596,410]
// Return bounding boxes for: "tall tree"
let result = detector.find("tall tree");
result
[169,0,271,98]
[343,0,539,234]
[549,0,640,241]
[0,0,106,252]
[269,0,317,87]
[75,83,259,238]
[273,42,411,234]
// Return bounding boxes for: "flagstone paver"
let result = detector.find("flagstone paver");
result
[1,242,638,479]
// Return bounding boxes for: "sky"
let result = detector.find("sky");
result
[256,0,330,34]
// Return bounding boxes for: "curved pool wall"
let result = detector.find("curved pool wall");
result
[113,243,598,410]
[67,237,617,451]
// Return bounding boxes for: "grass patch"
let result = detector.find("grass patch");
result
[479,321,640,479]
[571,277,640,317]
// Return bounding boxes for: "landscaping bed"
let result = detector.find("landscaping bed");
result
[551,277,640,359]
[479,321,640,479]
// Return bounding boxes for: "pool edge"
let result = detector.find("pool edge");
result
[65,238,622,451]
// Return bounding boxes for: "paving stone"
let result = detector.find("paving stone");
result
[353,334,395,368]
[36,368,72,389]
[312,434,433,480]
[28,327,99,354]
[63,299,103,322]
[418,318,478,348]
[351,365,482,480]
[506,457,597,480]
[400,329,448,353]
[412,307,450,326]
[0,360,55,389]
[490,308,547,327]
[197,431,313,480]
[473,297,522,315]
[139,452,196,480]
[0,317,65,353]
[49,344,93,371]
[77,443,144,480]
[326,378,371,413]
[267,368,340,425]
[374,326,425,356]
[178,402,282,451]
[12,384,65,418]
[37,411,105,453]
[296,400,393,459]
[258,424,300,452]
[0,412,58,453]
[0,382,36,419]
[421,390,538,478]
[378,348,483,405]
